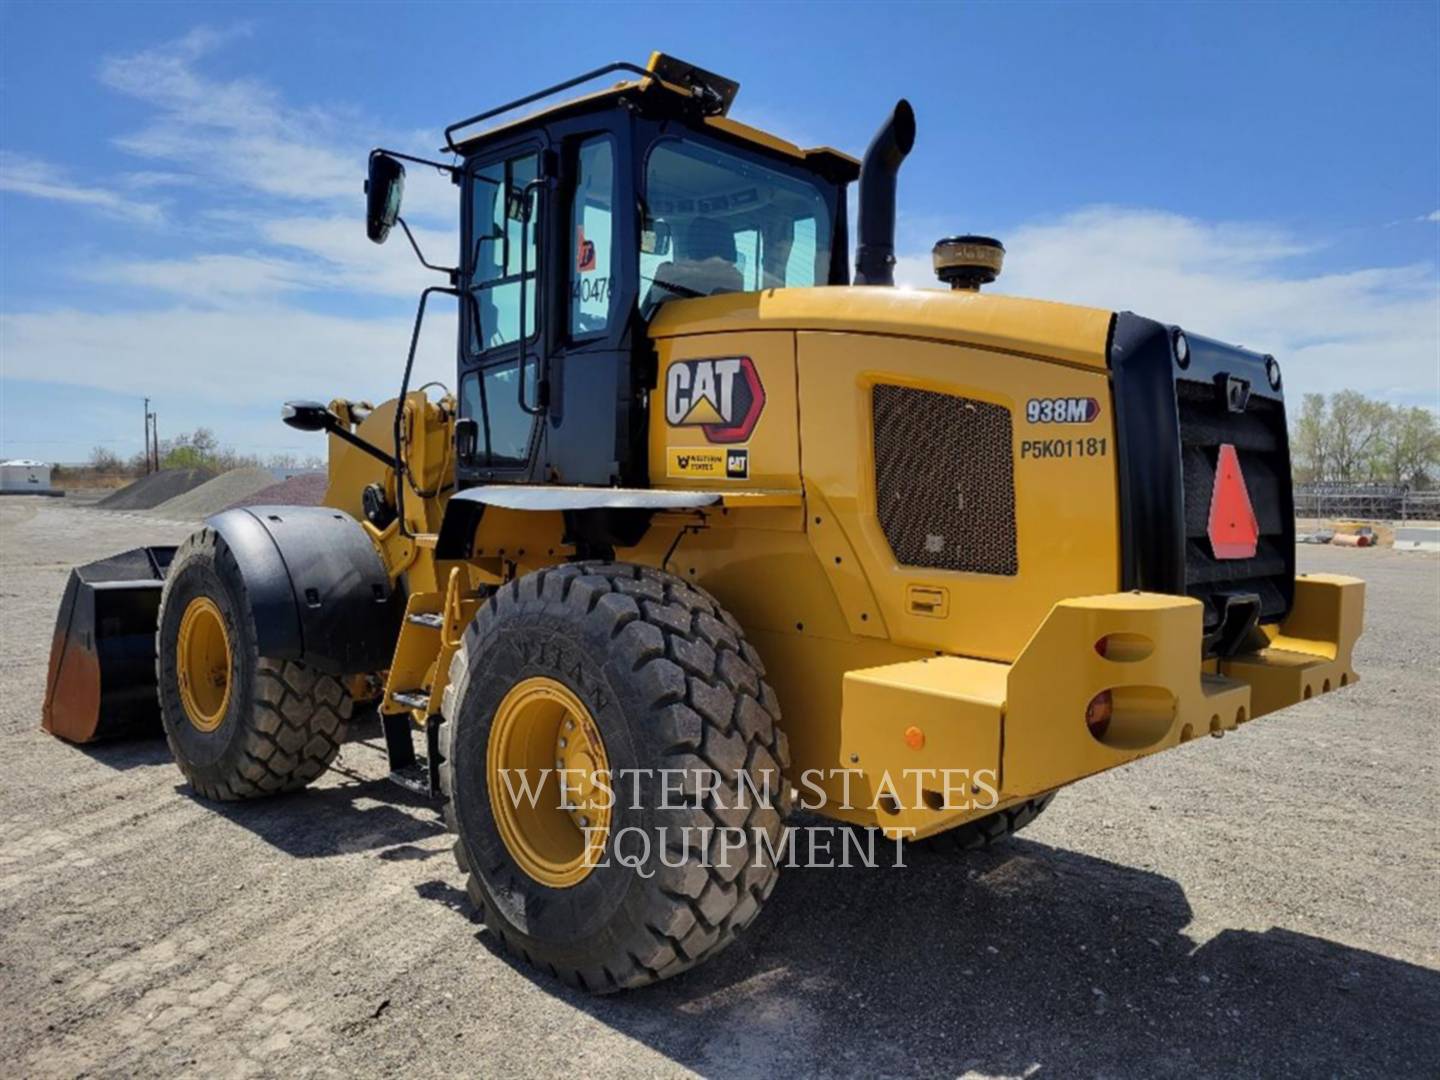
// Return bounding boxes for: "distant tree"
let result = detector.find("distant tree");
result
[1291,394,1329,483]
[1326,390,1387,483]
[1290,391,1439,489]
[88,446,124,473]
[161,440,209,471]
[157,427,259,473]
[1374,405,1440,487]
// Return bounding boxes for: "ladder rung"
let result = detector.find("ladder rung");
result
[406,612,444,629]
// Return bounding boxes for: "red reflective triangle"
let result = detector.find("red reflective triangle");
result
[1208,443,1259,559]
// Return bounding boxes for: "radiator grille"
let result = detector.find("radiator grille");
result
[872,384,1018,576]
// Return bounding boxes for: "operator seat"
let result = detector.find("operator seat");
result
[646,217,744,310]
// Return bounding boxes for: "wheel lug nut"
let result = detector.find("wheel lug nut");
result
[558,737,567,748]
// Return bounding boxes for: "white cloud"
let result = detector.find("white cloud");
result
[1426,210,1440,223]
[0,304,457,410]
[2,27,466,458]
[121,170,198,190]
[97,27,456,222]
[85,216,455,304]
[0,151,163,223]
[897,207,1439,406]
[261,214,456,295]
[86,253,324,303]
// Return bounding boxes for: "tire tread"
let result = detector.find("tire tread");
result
[439,561,789,993]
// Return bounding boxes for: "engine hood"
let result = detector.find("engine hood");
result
[646,286,1113,370]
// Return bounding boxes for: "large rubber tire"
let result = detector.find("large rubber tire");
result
[156,527,352,801]
[913,794,1055,854]
[439,562,790,993]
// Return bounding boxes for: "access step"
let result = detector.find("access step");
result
[382,711,444,799]
[388,761,432,797]
[391,689,430,711]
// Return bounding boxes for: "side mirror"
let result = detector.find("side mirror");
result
[281,400,333,432]
[454,417,479,464]
[366,152,406,244]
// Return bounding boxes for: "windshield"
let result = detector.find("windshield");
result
[641,139,833,315]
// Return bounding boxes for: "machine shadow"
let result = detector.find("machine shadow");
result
[173,710,447,858]
[176,776,445,858]
[71,733,172,770]
[442,836,1440,1077]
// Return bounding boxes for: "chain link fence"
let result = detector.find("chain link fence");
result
[1293,483,1440,522]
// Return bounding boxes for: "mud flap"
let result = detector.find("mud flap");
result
[42,546,176,743]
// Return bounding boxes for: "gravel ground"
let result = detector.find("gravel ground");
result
[150,468,279,519]
[225,472,328,510]
[0,497,1436,1078]
[96,469,213,511]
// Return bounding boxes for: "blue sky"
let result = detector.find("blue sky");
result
[2,1,1436,463]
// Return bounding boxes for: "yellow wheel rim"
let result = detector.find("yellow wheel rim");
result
[487,677,611,888]
[176,596,232,733]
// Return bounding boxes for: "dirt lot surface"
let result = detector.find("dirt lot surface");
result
[1,498,1436,1078]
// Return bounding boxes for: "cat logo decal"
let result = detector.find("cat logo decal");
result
[664,357,765,444]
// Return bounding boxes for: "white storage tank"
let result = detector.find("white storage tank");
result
[0,459,59,496]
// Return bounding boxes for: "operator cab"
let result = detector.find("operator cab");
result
[366,54,858,490]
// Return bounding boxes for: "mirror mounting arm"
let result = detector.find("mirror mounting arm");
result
[372,147,460,178]
[395,216,457,281]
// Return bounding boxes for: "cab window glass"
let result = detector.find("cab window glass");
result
[570,137,615,336]
[641,140,832,315]
[459,364,537,467]
[785,217,818,283]
[468,152,538,352]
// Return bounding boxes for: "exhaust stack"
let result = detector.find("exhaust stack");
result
[854,99,916,286]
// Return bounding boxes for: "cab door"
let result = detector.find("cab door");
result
[457,142,546,485]
[540,129,644,486]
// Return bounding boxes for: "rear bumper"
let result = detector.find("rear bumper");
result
[839,574,1364,838]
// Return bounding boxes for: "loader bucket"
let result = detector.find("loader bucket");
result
[42,546,177,743]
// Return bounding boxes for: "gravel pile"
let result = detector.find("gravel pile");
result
[96,468,213,510]
[151,467,278,519]
[226,472,329,510]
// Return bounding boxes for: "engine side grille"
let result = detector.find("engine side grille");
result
[872,384,1018,576]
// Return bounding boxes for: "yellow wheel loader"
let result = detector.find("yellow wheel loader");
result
[43,54,1365,992]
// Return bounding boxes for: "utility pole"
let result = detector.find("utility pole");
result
[151,414,159,472]
[143,398,152,474]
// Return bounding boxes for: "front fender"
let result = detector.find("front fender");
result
[206,506,401,674]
